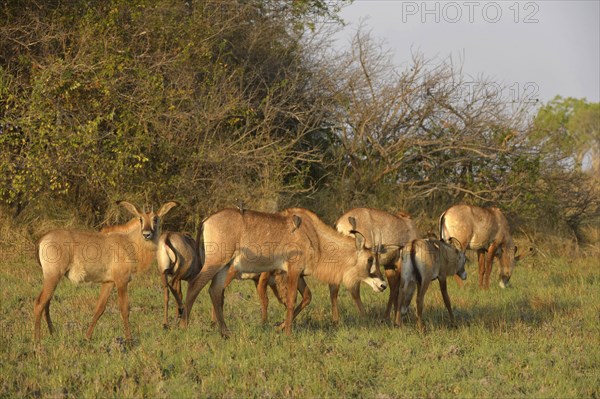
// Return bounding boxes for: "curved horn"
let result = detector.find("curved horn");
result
[370,230,377,252]
[449,237,463,252]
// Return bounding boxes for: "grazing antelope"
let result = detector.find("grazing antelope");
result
[439,204,526,289]
[180,207,387,336]
[33,201,178,343]
[395,238,467,331]
[334,208,419,322]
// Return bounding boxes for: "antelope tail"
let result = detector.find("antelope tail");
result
[410,239,422,285]
[438,211,447,241]
[164,232,178,265]
[35,240,42,268]
[195,221,205,270]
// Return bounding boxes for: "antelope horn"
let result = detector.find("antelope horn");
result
[370,230,377,253]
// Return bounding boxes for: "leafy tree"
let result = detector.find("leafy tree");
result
[529,96,599,242]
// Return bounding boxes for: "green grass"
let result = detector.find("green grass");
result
[1,253,599,398]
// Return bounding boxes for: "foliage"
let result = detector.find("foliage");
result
[0,0,597,241]
[528,96,600,242]
[1,0,332,228]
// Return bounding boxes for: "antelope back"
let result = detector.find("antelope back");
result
[440,204,503,250]
[201,208,307,272]
[336,208,418,268]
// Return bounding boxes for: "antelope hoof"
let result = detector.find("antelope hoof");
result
[220,329,232,339]
[274,321,286,331]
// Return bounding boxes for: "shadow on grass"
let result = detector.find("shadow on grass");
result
[455,296,580,331]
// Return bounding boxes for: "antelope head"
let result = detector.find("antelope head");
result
[448,237,467,281]
[117,201,179,241]
[351,226,387,293]
[498,238,517,289]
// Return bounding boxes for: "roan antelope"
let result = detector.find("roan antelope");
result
[334,208,419,322]
[395,238,467,331]
[103,221,297,327]
[180,207,387,336]
[439,204,527,289]
[156,232,201,327]
[33,201,178,343]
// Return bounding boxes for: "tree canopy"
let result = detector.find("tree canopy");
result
[1,0,597,242]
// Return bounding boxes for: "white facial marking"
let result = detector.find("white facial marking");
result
[364,277,387,292]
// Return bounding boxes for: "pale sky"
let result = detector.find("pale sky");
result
[336,0,600,104]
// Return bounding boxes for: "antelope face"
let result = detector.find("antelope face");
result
[456,251,467,281]
[352,230,387,292]
[363,254,387,292]
[118,200,179,242]
[139,213,160,241]
[498,244,516,289]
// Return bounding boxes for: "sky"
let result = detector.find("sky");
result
[335,0,600,104]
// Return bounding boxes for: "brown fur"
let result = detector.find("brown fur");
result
[33,201,178,343]
[395,238,467,330]
[334,208,419,322]
[439,204,523,289]
[180,208,387,336]
[157,232,201,327]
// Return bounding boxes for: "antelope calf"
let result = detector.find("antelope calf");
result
[395,238,467,331]
[33,201,178,343]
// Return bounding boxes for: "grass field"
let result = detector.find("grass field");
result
[1,250,599,398]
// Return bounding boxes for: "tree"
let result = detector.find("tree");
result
[529,96,600,242]
[313,29,538,222]
[0,0,337,227]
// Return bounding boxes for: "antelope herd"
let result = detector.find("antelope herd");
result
[33,202,531,343]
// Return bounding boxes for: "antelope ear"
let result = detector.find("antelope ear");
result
[354,231,366,251]
[348,216,358,232]
[117,201,142,217]
[291,215,302,233]
[515,247,534,262]
[157,201,179,217]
